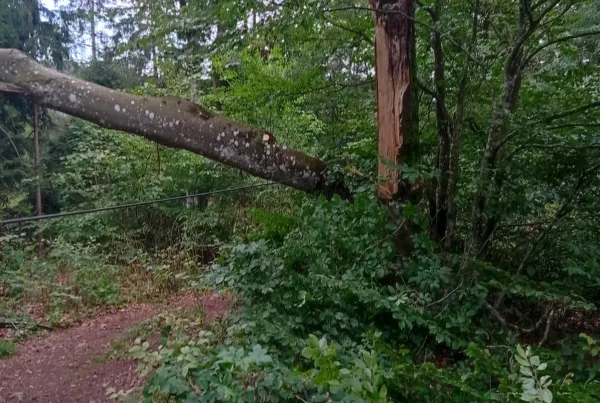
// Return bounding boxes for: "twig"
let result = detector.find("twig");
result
[426,278,464,307]
[417,78,437,98]
[322,16,374,46]
[0,122,20,157]
[0,320,53,331]
[484,302,548,333]
[416,334,428,358]
[538,309,554,347]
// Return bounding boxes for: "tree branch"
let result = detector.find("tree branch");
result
[524,30,600,66]
[523,0,535,27]
[538,309,554,347]
[0,122,20,157]
[323,6,483,66]
[536,0,562,22]
[541,101,600,123]
[0,48,329,193]
[417,78,436,98]
[485,302,549,333]
[322,16,374,46]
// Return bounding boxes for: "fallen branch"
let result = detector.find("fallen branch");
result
[0,320,53,331]
[538,309,555,347]
[484,301,548,334]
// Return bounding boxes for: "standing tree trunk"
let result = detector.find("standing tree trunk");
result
[431,0,451,242]
[33,104,44,259]
[89,0,97,61]
[443,0,480,251]
[371,0,417,202]
[469,2,529,256]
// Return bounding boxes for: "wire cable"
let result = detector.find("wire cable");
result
[0,178,298,226]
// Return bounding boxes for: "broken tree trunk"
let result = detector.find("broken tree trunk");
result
[371,0,417,202]
[0,49,328,193]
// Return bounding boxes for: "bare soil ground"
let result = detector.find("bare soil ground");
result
[0,292,229,403]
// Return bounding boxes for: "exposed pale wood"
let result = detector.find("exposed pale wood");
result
[370,0,416,201]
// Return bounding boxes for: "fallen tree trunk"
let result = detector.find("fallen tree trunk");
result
[0,49,327,192]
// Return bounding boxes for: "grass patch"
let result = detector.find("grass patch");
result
[0,340,16,359]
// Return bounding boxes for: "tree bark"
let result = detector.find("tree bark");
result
[469,2,530,256]
[0,49,328,193]
[370,0,417,202]
[443,0,480,251]
[89,0,97,61]
[33,104,44,260]
[431,0,451,242]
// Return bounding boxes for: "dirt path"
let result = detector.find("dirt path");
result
[0,293,229,403]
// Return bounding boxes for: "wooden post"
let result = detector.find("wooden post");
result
[371,0,416,201]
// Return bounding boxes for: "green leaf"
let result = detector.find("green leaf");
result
[301,347,313,359]
[520,367,533,377]
[541,388,553,403]
[517,345,527,359]
[379,385,388,399]
[540,376,552,388]
[515,355,530,367]
[521,393,537,402]
[318,336,327,350]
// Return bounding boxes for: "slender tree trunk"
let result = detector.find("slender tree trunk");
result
[431,0,451,241]
[469,4,528,256]
[152,47,158,78]
[90,0,97,61]
[443,75,466,249]
[33,104,44,260]
[370,0,417,202]
[444,0,480,251]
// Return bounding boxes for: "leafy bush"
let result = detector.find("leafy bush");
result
[137,193,599,402]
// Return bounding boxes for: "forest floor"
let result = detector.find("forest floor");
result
[0,291,229,403]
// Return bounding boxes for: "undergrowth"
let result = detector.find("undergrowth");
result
[0,232,200,338]
[115,192,600,402]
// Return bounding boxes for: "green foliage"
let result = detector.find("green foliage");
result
[516,345,553,402]
[128,332,302,402]
[0,341,17,359]
[3,1,600,402]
